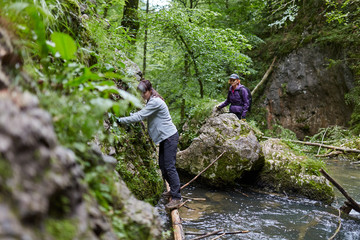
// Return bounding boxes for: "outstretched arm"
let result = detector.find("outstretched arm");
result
[118,99,159,124]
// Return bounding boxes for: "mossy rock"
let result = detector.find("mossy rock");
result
[177,113,263,186]
[257,139,335,204]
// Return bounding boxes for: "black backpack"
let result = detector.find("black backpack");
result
[235,86,252,112]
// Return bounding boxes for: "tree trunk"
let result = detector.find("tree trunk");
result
[142,0,149,76]
[177,34,203,98]
[121,0,140,44]
[181,98,185,124]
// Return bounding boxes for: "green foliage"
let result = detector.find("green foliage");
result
[49,32,78,60]
[107,120,163,204]
[0,0,162,238]
[84,165,115,209]
[265,124,298,140]
[267,0,299,29]
[325,0,359,26]
[206,0,267,35]
[135,2,256,137]
[0,0,142,150]
[306,126,353,144]
[289,157,326,177]
[45,218,77,240]
[178,97,218,149]
[151,4,252,78]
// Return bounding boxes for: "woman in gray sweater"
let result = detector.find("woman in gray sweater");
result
[117,80,182,210]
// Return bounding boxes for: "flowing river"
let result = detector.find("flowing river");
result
[158,159,360,239]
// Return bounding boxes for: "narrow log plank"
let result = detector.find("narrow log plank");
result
[166,182,185,240]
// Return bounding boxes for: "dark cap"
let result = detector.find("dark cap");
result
[229,74,240,79]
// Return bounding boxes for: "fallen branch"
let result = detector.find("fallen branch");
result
[187,230,250,236]
[178,199,190,209]
[263,137,360,154]
[210,233,225,240]
[340,201,353,214]
[320,168,360,213]
[329,208,342,240]
[180,151,225,190]
[317,127,328,155]
[315,151,342,158]
[251,57,277,96]
[182,196,206,201]
[190,230,223,240]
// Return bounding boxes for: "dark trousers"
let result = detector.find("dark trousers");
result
[159,132,181,200]
[234,112,244,120]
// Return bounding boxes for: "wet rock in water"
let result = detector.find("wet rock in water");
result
[177,113,263,186]
[257,138,335,203]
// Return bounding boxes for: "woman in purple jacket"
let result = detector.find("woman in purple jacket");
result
[217,74,250,120]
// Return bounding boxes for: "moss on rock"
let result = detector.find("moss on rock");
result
[258,139,335,204]
[45,218,77,240]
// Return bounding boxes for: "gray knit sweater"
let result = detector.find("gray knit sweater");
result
[117,96,177,144]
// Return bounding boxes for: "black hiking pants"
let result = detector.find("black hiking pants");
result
[234,112,245,120]
[159,132,181,200]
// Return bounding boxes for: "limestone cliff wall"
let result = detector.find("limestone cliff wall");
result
[263,45,354,139]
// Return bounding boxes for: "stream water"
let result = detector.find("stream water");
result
[158,159,360,239]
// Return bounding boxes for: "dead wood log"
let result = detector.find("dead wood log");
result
[187,230,250,237]
[315,151,342,158]
[251,57,277,96]
[329,208,342,240]
[340,201,353,214]
[210,233,226,240]
[166,182,185,240]
[190,230,223,240]
[180,151,225,190]
[320,168,360,213]
[182,196,206,201]
[178,199,190,209]
[263,137,360,154]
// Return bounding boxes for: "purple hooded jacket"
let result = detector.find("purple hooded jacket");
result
[219,84,250,118]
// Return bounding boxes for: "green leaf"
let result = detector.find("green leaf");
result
[66,67,101,87]
[118,89,142,108]
[8,2,29,13]
[90,98,114,112]
[50,32,77,60]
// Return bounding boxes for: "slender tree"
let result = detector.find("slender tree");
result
[121,0,140,43]
[142,0,149,76]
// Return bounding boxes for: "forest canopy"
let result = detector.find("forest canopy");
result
[1,0,360,140]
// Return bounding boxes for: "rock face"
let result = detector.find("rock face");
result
[257,139,334,203]
[177,113,263,186]
[264,45,354,139]
[0,89,162,239]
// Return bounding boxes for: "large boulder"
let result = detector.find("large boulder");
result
[256,138,335,203]
[177,113,263,186]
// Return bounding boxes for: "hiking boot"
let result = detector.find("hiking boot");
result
[162,191,172,198]
[165,199,181,210]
